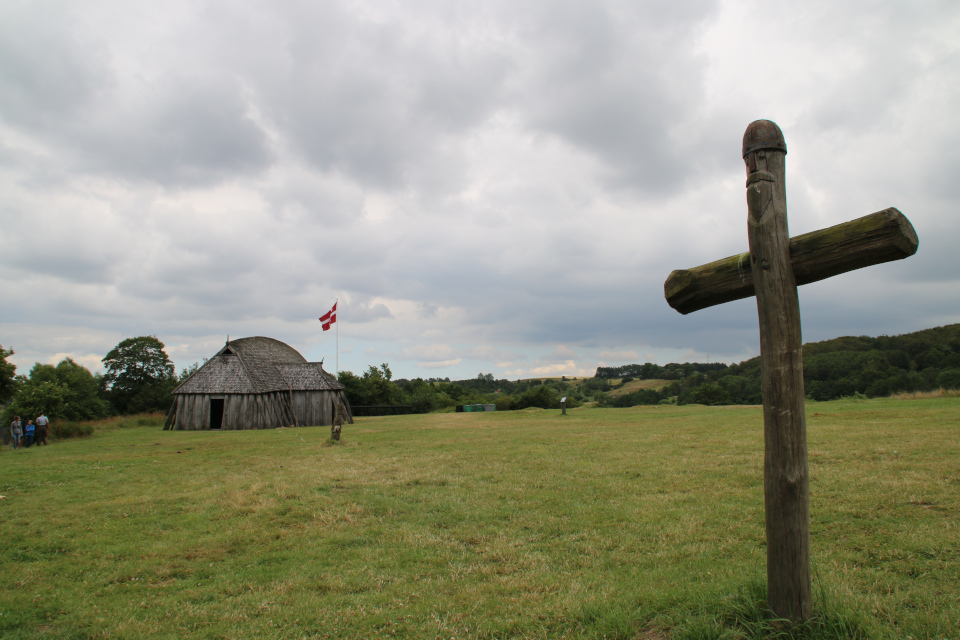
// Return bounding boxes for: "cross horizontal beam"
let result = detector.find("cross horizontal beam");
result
[664,207,918,315]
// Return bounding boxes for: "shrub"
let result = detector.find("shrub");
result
[517,385,561,410]
[406,390,436,414]
[936,368,960,390]
[610,389,660,407]
[51,422,94,440]
[679,382,731,406]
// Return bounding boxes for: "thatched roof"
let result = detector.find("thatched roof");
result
[174,336,343,395]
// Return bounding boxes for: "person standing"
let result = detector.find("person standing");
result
[24,420,35,448]
[35,413,49,445]
[10,417,22,449]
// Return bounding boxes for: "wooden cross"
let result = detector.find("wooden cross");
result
[663,120,918,622]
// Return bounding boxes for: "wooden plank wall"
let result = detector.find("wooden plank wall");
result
[173,391,343,430]
[290,391,337,426]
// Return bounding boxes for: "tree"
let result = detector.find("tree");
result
[513,385,561,410]
[179,360,204,383]
[337,364,398,407]
[1,359,109,424]
[0,344,17,404]
[102,336,177,414]
[689,382,732,406]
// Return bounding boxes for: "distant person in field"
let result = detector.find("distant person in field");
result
[35,413,49,445]
[24,419,35,448]
[10,417,22,449]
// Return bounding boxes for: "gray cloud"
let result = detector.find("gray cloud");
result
[1,0,958,381]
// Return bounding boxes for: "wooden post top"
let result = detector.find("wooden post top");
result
[743,119,787,158]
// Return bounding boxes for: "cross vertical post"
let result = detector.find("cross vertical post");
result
[743,121,810,620]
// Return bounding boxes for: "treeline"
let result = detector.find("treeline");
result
[6,323,954,427]
[599,323,960,408]
[595,362,728,380]
[337,366,586,413]
[1,337,186,428]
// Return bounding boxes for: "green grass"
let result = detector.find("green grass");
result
[1,399,957,639]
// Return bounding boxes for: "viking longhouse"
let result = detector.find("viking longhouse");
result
[165,336,353,430]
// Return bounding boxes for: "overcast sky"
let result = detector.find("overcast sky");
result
[2,0,958,381]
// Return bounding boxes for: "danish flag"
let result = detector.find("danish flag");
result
[319,302,337,331]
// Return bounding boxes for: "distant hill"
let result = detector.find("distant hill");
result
[598,324,960,407]
[596,362,727,380]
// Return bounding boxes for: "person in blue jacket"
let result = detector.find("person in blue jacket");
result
[24,419,35,448]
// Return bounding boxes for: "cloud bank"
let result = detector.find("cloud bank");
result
[1,0,958,380]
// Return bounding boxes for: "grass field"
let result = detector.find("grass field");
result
[1,398,957,639]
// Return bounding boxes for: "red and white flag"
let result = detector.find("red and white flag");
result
[319,302,337,331]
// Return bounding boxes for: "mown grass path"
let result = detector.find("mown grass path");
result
[1,399,957,639]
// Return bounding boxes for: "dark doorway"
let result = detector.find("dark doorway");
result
[210,399,224,429]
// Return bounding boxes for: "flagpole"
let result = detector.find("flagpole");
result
[336,297,339,375]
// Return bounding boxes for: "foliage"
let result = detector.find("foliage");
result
[597,323,960,409]
[327,324,960,414]
[338,364,399,407]
[50,421,95,440]
[0,344,16,404]
[342,367,524,413]
[686,382,733,406]
[1,359,109,425]
[580,377,613,394]
[337,368,517,413]
[178,361,201,383]
[512,384,561,410]
[596,361,729,380]
[101,336,177,414]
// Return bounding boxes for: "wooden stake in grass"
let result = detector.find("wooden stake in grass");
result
[332,402,346,441]
[663,120,918,622]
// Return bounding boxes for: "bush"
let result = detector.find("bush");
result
[936,368,960,390]
[51,422,94,440]
[690,382,732,406]
[515,385,561,410]
[610,389,660,407]
[1,359,109,426]
[406,390,436,414]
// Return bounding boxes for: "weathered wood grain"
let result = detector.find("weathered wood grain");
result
[162,398,177,430]
[744,135,811,621]
[664,119,920,623]
[663,208,918,314]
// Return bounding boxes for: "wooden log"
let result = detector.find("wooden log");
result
[254,394,265,430]
[163,398,178,430]
[176,396,187,430]
[663,207,918,314]
[282,392,298,427]
[744,122,811,621]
